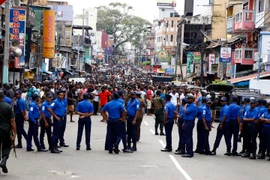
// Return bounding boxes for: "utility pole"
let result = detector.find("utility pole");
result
[200,23,206,87]
[175,23,184,81]
[2,0,10,84]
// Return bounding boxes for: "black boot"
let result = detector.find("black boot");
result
[257,151,266,159]
[131,144,137,151]
[51,145,60,154]
[160,129,165,136]
[0,156,8,173]
[249,153,256,160]
[155,127,159,135]
[15,143,22,149]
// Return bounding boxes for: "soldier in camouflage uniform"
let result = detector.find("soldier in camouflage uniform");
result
[136,91,146,141]
[152,90,165,135]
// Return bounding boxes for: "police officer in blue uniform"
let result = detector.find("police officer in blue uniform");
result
[201,99,213,155]
[75,93,94,150]
[228,96,241,156]
[242,99,258,159]
[258,103,270,161]
[195,97,207,154]
[40,92,53,150]
[181,94,197,158]
[59,88,69,148]
[3,90,12,105]
[27,94,47,152]
[14,90,28,148]
[118,91,133,153]
[175,98,187,155]
[126,91,140,151]
[101,92,126,154]
[257,99,267,157]
[211,97,231,155]
[161,94,177,152]
[48,90,66,154]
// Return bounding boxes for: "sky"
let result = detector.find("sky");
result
[67,0,185,22]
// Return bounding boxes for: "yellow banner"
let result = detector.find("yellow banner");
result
[43,10,55,58]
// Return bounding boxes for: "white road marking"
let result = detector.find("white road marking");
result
[158,139,166,148]
[140,165,158,168]
[150,129,155,134]
[169,155,192,180]
[143,121,149,126]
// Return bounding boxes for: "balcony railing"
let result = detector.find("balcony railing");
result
[234,10,254,32]
[255,12,264,28]
[234,47,256,65]
[227,17,234,33]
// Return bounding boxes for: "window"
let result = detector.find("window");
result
[259,0,264,13]
[244,49,253,59]
[171,35,173,42]
[234,49,242,59]
[209,0,213,4]
[166,35,168,42]
[171,20,174,28]
[236,12,242,22]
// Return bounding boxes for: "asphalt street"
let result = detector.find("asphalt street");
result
[1,114,269,180]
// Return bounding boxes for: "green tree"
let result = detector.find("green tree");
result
[96,2,151,55]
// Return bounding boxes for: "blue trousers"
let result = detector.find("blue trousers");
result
[177,118,185,151]
[107,118,122,151]
[244,123,257,154]
[164,118,174,150]
[76,117,92,148]
[40,117,52,149]
[120,121,128,149]
[27,120,42,150]
[15,114,28,144]
[202,121,211,153]
[183,121,195,155]
[213,122,231,151]
[59,115,67,145]
[196,120,204,152]
[261,127,270,153]
[127,116,137,147]
[230,120,239,153]
[52,116,63,147]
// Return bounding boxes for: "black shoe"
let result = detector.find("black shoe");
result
[0,157,8,173]
[57,145,61,148]
[161,148,172,152]
[194,149,200,153]
[86,147,91,151]
[242,153,250,158]
[60,144,69,147]
[27,148,35,152]
[182,154,193,158]
[199,151,206,155]
[15,144,22,149]
[160,132,165,136]
[131,146,137,152]
[113,146,120,154]
[155,132,159,135]
[249,154,256,160]
[109,150,113,154]
[267,157,270,161]
[257,152,265,159]
[232,152,241,156]
[76,147,80,151]
[122,149,133,153]
[51,148,61,154]
[100,120,105,122]
[38,149,48,152]
[239,151,245,156]
[205,152,215,156]
[175,150,185,155]
[224,152,231,156]
[210,151,216,155]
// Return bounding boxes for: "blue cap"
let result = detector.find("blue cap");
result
[46,92,53,98]
[32,94,40,100]
[182,98,187,104]
[118,90,123,97]
[165,94,172,100]
[220,97,227,101]
[232,96,238,101]
[206,99,212,104]
[15,90,22,94]
[250,99,256,104]
[202,97,207,103]
[130,91,135,95]
[83,93,89,99]
[244,97,250,103]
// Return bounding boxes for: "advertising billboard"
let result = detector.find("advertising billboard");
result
[220,47,232,63]
[10,8,26,66]
[157,0,176,7]
[43,10,55,58]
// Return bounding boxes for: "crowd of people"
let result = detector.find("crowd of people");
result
[0,65,270,175]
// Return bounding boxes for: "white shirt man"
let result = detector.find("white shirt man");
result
[169,92,179,106]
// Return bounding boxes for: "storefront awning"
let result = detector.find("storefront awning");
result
[228,72,270,84]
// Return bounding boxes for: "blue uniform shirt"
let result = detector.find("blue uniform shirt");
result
[197,104,205,121]
[244,108,258,124]
[228,102,241,121]
[4,95,12,105]
[202,105,212,122]
[118,98,125,106]
[102,99,125,119]
[164,101,176,119]
[50,98,66,117]
[127,98,140,116]
[183,102,197,121]
[63,98,68,113]
[179,106,185,117]
[76,100,94,114]
[28,101,40,123]
[41,101,52,118]
[261,111,270,128]
[197,96,202,107]
[16,97,26,114]
[258,105,268,118]
[219,104,229,122]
